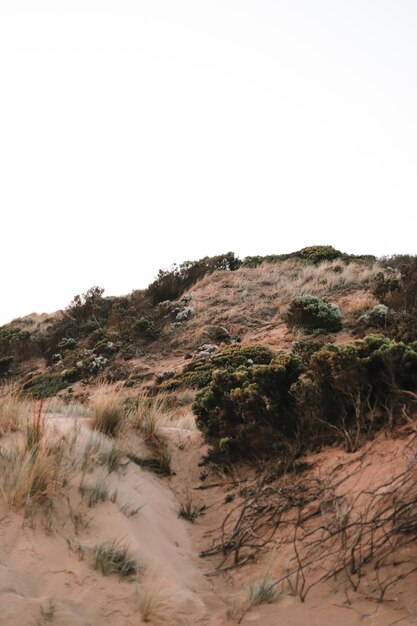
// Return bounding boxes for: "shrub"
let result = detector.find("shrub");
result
[296,245,343,264]
[296,336,417,450]
[134,316,158,340]
[285,295,342,333]
[358,304,390,329]
[23,374,67,399]
[166,344,274,390]
[193,353,304,458]
[147,252,242,304]
[0,356,13,378]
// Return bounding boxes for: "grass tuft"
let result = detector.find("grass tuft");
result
[92,538,140,580]
[90,389,125,437]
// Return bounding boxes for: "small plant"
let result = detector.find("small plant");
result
[92,539,139,580]
[136,574,175,622]
[100,441,122,473]
[226,570,278,623]
[79,474,116,507]
[90,389,125,437]
[177,488,204,523]
[247,570,277,606]
[285,294,342,333]
[147,435,172,476]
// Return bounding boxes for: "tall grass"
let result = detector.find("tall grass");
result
[90,389,125,437]
[0,389,27,434]
[131,394,169,438]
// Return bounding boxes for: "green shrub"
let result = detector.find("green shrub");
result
[193,353,304,458]
[358,304,390,329]
[165,344,274,390]
[285,295,342,333]
[296,245,343,264]
[23,374,67,399]
[0,356,13,378]
[296,336,417,450]
[135,316,158,340]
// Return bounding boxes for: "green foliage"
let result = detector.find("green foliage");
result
[147,252,242,304]
[0,356,13,378]
[0,326,32,360]
[193,353,304,458]
[358,304,389,329]
[296,245,343,264]
[92,539,139,580]
[371,258,417,341]
[296,336,417,450]
[285,295,342,333]
[192,335,417,459]
[166,344,275,390]
[23,374,67,399]
[135,316,158,340]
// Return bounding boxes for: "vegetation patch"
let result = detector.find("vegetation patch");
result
[285,294,342,333]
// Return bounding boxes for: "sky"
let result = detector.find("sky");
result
[1,1,416,324]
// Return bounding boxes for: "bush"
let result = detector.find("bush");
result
[147,252,242,304]
[358,304,390,329]
[296,336,417,450]
[285,295,342,333]
[296,245,343,264]
[0,356,13,378]
[193,353,304,458]
[165,344,275,390]
[23,374,67,399]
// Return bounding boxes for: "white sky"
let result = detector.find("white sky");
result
[1,1,416,324]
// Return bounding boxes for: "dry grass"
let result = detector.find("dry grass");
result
[131,394,170,438]
[166,259,384,350]
[136,573,177,622]
[0,436,68,512]
[0,389,28,434]
[90,388,125,437]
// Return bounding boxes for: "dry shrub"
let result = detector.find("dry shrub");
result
[136,572,178,622]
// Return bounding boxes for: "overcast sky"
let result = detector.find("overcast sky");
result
[1,1,416,324]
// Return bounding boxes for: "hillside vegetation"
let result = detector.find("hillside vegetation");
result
[1,245,417,625]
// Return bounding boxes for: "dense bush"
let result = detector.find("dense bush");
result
[296,245,343,264]
[193,353,304,458]
[296,336,417,450]
[285,295,342,333]
[23,374,68,398]
[164,344,274,390]
[358,304,390,330]
[371,258,417,342]
[192,335,417,459]
[147,252,242,304]
[0,356,13,378]
[0,326,32,360]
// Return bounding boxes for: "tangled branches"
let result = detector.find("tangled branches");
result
[201,436,417,603]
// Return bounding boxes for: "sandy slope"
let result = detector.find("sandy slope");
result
[1,411,417,626]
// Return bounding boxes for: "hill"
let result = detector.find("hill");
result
[0,246,417,625]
